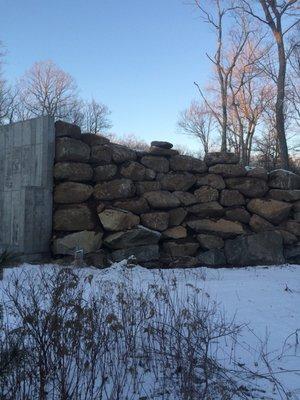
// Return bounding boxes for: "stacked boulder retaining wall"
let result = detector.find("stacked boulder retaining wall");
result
[52,121,300,267]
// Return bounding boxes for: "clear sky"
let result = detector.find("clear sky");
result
[0,0,215,150]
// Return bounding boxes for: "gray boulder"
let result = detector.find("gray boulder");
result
[204,152,239,166]
[112,245,159,262]
[268,189,300,202]
[56,137,90,162]
[220,189,245,206]
[143,191,180,209]
[247,198,292,224]
[53,205,96,231]
[141,212,169,231]
[136,181,161,195]
[268,169,300,190]
[52,231,103,255]
[54,182,93,204]
[98,209,140,232]
[104,226,161,249]
[196,173,225,190]
[151,141,173,149]
[114,197,150,215]
[169,155,207,173]
[90,145,112,163]
[140,156,169,173]
[158,172,196,191]
[186,202,224,218]
[225,231,285,266]
[194,186,219,203]
[168,208,188,226]
[93,164,118,181]
[209,164,246,177]
[197,249,226,266]
[187,218,245,238]
[111,144,137,163]
[55,120,81,138]
[163,241,199,257]
[120,161,147,181]
[225,208,251,223]
[225,177,269,198]
[54,162,93,182]
[197,234,224,250]
[94,179,136,200]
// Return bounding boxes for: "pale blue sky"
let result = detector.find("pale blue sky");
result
[0,0,215,150]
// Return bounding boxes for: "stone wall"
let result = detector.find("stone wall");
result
[0,117,55,259]
[52,121,300,267]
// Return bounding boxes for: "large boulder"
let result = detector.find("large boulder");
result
[163,226,187,239]
[56,137,90,162]
[54,182,93,204]
[249,214,274,233]
[246,167,268,181]
[111,144,137,163]
[209,164,246,177]
[197,234,224,250]
[194,186,219,203]
[196,173,225,190]
[55,120,81,138]
[149,146,179,156]
[143,191,180,209]
[90,145,112,163]
[247,198,292,224]
[268,169,300,190]
[169,155,207,173]
[197,249,226,266]
[104,226,161,249]
[187,218,245,238]
[173,191,198,206]
[158,172,196,191]
[220,189,245,206]
[225,208,251,224]
[268,189,300,202]
[141,212,169,231]
[54,162,93,182]
[93,164,118,181]
[140,156,169,173]
[94,179,136,200]
[98,209,140,231]
[113,197,150,215]
[205,152,239,166]
[120,161,147,181]
[52,231,103,255]
[136,181,161,195]
[279,220,300,236]
[225,177,269,197]
[186,202,224,218]
[112,245,159,262]
[225,231,285,266]
[163,241,199,257]
[276,230,297,245]
[53,205,96,231]
[168,208,188,226]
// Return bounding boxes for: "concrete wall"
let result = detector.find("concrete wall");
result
[0,117,55,259]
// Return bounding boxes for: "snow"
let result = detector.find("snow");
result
[1,262,300,399]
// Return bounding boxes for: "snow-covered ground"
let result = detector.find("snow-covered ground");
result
[1,262,300,399]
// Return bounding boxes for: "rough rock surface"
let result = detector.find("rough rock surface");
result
[151,141,173,149]
[163,226,187,239]
[143,191,180,209]
[94,164,118,181]
[158,172,196,191]
[246,167,268,181]
[111,144,137,163]
[104,226,161,249]
[197,234,224,250]
[225,231,284,266]
[220,189,245,207]
[120,161,147,181]
[168,208,188,226]
[54,162,93,182]
[247,198,292,224]
[56,137,90,162]
[268,169,300,190]
[98,209,140,232]
[141,212,169,232]
[163,242,199,257]
[52,230,103,255]
[187,218,245,238]
[194,186,219,203]
[225,208,251,223]
[140,156,169,173]
[54,205,96,231]
[268,189,300,202]
[249,214,274,232]
[90,145,112,163]
[204,152,239,166]
[149,147,179,156]
[112,245,159,262]
[80,133,110,147]
[186,202,224,218]
[54,182,93,204]
[94,179,136,200]
[113,197,150,215]
[173,191,198,206]
[225,177,269,198]
[55,120,81,139]
[136,181,161,195]
[169,155,207,173]
[196,173,225,190]
[197,249,226,266]
[209,164,246,177]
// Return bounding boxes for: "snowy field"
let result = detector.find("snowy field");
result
[1,262,300,399]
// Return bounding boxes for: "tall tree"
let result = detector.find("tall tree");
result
[81,99,112,133]
[17,60,79,120]
[238,0,300,169]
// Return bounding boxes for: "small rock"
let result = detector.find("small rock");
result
[141,212,169,232]
[168,208,188,226]
[284,244,300,264]
[98,209,140,231]
[149,146,179,156]
[151,141,173,149]
[194,186,219,203]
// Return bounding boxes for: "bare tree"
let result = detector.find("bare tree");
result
[0,42,14,125]
[237,0,300,169]
[81,99,112,133]
[194,0,251,152]
[178,101,214,155]
[17,60,79,120]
